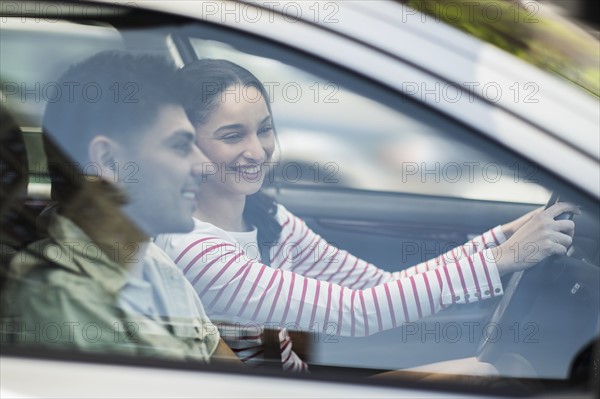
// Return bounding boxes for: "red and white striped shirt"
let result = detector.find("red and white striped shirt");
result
[156,205,505,367]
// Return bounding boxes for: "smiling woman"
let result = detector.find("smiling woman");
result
[153,58,582,373]
[194,85,275,204]
[179,60,282,262]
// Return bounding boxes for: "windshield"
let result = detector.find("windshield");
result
[402,0,600,97]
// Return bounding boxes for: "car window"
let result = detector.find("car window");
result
[1,4,598,398]
[190,38,550,204]
[185,24,597,381]
[1,18,124,197]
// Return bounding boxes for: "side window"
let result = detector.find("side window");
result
[1,6,597,398]
[187,28,598,383]
[192,38,550,204]
[0,19,124,196]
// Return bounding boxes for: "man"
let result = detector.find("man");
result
[0,51,238,363]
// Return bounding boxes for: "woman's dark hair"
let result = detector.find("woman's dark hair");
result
[178,59,282,264]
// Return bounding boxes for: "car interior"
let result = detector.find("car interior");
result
[1,2,599,397]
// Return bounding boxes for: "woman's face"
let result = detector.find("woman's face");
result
[194,85,275,197]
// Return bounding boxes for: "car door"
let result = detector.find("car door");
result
[2,1,598,397]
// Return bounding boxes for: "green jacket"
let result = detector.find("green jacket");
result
[1,214,219,362]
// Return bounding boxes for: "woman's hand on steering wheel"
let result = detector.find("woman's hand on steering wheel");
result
[501,206,544,239]
[491,202,579,276]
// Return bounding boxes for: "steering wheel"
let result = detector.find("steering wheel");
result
[476,193,600,378]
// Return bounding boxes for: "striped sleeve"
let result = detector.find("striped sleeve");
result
[159,233,503,337]
[392,225,507,279]
[271,207,506,290]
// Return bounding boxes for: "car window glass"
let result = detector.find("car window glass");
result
[187,29,597,382]
[0,9,597,396]
[191,38,550,204]
[1,19,124,198]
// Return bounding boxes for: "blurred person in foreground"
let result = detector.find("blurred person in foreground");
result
[0,51,239,364]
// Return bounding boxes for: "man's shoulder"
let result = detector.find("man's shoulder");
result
[5,237,111,301]
[9,237,74,277]
[8,213,86,276]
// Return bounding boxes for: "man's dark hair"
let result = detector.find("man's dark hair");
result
[43,50,184,203]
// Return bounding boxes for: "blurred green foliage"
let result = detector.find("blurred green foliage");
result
[404,0,599,97]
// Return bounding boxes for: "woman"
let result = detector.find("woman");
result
[156,59,577,371]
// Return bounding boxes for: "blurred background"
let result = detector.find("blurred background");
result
[402,0,599,97]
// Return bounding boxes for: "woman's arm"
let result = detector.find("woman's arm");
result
[157,233,503,337]
[155,204,572,337]
[269,206,506,289]
[398,206,544,279]
[392,225,505,279]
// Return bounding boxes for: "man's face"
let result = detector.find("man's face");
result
[117,104,204,236]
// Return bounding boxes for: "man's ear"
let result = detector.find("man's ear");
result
[88,136,118,177]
